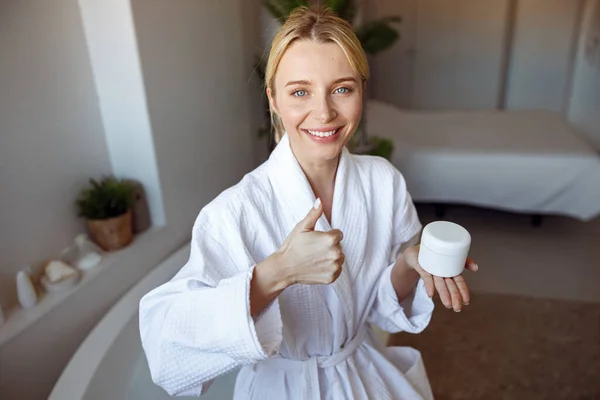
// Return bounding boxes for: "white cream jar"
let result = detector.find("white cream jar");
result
[417,221,471,278]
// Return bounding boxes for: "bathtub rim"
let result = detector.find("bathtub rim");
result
[49,240,392,399]
[48,243,191,400]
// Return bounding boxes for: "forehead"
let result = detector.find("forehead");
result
[275,40,356,85]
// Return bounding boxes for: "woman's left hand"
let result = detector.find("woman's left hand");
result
[403,245,479,312]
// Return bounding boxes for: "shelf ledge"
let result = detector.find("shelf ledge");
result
[0,227,167,348]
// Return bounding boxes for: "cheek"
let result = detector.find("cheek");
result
[340,98,363,125]
[277,97,309,125]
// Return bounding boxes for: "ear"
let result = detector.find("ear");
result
[266,87,279,115]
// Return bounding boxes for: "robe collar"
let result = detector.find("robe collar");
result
[267,133,369,334]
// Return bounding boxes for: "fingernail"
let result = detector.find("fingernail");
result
[463,302,469,306]
[445,305,452,309]
[454,308,462,312]
[473,264,479,271]
[313,198,321,209]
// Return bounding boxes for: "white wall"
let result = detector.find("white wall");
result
[0,0,111,311]
[505,0,583,111]
[78,0,166,226]
[568,0,600,149]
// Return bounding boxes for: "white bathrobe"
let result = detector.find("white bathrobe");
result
[139,133,435,399]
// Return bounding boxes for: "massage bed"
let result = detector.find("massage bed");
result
[366,100,600,223]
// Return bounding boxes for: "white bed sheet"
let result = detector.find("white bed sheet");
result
[366,100,600,221]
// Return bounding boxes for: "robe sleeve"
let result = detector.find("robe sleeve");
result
[368,265,433,334]
[368,168,434,334]
[138,219,283,396]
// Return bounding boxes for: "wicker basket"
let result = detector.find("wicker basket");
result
[87,209,133,251]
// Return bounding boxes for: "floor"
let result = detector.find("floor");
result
[390,293,600,400]
[389,204,600,400]
[413,203,600,304]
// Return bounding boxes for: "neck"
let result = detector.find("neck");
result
[294,150,339,200]
[288,142,341,225]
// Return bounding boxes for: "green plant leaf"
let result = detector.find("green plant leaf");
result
[355,17,401,54]
[76,176,136,220]
[368,136,394,160]
[376,16,402,24]
[263,0,310,21]
[324,0,355,22]
[257,126,271,139]
[263,1,286,21]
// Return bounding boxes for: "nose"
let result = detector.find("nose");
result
[313,95,337,123]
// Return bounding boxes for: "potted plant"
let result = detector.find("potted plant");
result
[76,176,136,251]
[257,0,400,159]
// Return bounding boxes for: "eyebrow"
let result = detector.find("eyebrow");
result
[284,76,358,87]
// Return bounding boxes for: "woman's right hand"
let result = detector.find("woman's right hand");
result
[276,198,345,286]
[250,199,344,316]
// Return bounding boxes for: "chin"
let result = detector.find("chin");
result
[308,134,348,158]
[315,146,343,161]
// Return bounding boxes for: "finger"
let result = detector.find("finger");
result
[453,275,471,305]
[328,245,344,263]
[295,198,324,232]
[434,276,452,308]
[328,229,344,244]
[413,265,435,298]
[333,263,343,281]
[444,278,463,312]
[465,257,479,272]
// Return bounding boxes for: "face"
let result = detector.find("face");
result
[267,40,364,163]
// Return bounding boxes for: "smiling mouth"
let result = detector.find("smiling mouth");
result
[303,128,341,138]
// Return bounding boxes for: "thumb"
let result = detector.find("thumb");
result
[295,198,323,232]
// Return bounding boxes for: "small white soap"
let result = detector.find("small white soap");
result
[45,260,76,283]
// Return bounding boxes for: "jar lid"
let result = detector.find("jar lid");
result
[421,221,471,256]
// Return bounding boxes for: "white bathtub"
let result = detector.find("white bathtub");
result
[50,244,392,399]
[49,244,238,400]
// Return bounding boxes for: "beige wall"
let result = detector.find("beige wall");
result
[368,0,590,119]
[0,0,262,398]
[505,0,582,111]
[568,0,600,149]
[131,0,259,233]
[369,0,510,109]
[0,0,111,311]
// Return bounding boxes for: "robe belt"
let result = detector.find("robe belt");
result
[258,327,368,399]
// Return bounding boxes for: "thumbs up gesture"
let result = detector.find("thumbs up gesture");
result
[276,198,345,285]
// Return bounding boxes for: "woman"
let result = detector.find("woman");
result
[139,6,478,399]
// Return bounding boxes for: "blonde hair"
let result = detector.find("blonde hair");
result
[265,6,369,143]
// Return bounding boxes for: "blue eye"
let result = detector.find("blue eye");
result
[335,87,351,94]
[293,90,307,97]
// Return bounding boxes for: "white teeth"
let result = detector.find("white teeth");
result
[307,129,337,137]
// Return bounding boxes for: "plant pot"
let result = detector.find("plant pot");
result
[87,209,133,251]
